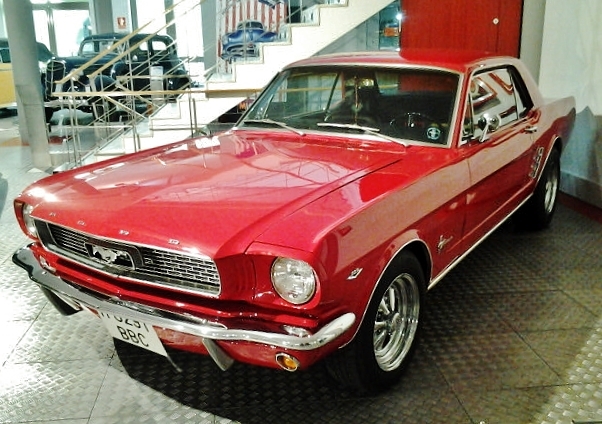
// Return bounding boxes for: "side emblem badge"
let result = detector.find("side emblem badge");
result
[437,235,454,254]
[347,268,363,280]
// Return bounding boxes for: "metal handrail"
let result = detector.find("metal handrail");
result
[55,0,204,86]
[86,2,202,81]
[48,0,352,170]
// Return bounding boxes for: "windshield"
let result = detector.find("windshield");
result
[80,38,120,56]
[240,66,459,145]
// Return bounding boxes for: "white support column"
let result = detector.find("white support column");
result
[0,2,7,38]
[90,0,115,34]
[111,0,134,32]
[4,0,51,169]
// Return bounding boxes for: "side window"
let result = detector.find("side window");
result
[150,40,169,60]
[80,42,95,55]
[464,67,520,140]
[0,48,10,64]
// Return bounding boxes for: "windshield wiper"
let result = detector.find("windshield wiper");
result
[240,119,305,136]
[317,122,407,146]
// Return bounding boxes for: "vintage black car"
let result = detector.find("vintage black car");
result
[44,33,191,121]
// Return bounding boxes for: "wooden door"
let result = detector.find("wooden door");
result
[400,0,523,57]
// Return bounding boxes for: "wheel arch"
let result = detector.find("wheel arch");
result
[552,136,563,155]
[538,135,563,183]
[326,239,429,390]
[352,238,432,335]
[400,240,433,286]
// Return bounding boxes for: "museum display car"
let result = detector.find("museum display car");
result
[0,38,54,110]
[220,20,278,60]
[43,32,191,121]
[13,50,576,392]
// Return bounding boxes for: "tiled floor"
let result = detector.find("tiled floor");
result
[2,111,602,423]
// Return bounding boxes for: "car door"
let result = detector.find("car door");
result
[461,66,538,244]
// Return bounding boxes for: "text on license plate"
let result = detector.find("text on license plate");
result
[99,311,168,357]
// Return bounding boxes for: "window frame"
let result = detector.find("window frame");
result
[462,65,534,144]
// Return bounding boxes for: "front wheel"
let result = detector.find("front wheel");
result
[326,251,424,392]
[515,148,560,230]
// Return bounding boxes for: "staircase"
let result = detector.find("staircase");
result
[146,0,394,138]
[209,0,395,91]
[55,0,397,167]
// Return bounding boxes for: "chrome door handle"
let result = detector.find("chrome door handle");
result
[525,125,538,133]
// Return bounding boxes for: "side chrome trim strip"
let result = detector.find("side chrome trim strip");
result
[427,193,533,290]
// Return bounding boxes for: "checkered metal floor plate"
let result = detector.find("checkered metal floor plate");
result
[2,142,602,423]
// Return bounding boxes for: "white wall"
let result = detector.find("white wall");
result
[539,0,602,114]
[539,0,602,208]
[519,0,545,84]
[0,0,6,38]
[135,0,167,33]
[111,0,133,33]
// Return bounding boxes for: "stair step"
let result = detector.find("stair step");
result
[90,0,394,162]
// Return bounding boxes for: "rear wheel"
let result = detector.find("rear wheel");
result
[515,148,560,230]
[326,251,424,392]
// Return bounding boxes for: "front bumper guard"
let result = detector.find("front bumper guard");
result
[13,245,356,371]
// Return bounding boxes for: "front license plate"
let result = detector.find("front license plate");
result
[99,311,168,357]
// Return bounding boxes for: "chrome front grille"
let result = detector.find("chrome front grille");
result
[35,221,221,296]
[135,246,221,291]
[50,223,88,256]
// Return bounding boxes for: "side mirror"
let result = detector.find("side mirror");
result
[477,113,500,142]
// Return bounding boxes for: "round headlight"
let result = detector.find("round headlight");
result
[271,258,316,305]
[22,203,38,237]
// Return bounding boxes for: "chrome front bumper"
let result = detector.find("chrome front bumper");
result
[13,245,355,370]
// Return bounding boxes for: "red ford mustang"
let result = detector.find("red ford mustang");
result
[13,50,575,392]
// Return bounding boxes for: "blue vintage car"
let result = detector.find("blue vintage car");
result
[221,20,278,60]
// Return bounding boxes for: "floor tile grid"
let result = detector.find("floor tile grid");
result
[0,129,247,424]
[439,208,602,424]
[2,121,602,423]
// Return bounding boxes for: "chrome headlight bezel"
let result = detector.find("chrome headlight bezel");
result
[271,257,316,305]
[21,203,38,238]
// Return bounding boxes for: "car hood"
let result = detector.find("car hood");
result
[27,130,403,258]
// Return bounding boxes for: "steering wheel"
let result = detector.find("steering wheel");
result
[390,112,437,129]
[390,112,444,143]
[324,108,378,128]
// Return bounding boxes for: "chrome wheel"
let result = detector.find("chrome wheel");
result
[514,148,560,231]
[543,160,559,215]
[373,273,421,372]
[325,251,424,392]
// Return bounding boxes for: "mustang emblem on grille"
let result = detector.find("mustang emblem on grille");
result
[86,243,134,268]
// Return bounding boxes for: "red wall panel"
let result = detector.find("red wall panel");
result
[400,0,522,57]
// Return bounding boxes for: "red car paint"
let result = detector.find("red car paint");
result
[13,50,576,379]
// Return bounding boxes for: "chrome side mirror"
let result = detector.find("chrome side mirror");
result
[477,113,500,142]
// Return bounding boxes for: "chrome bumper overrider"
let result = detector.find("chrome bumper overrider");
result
[13,245,356,370]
